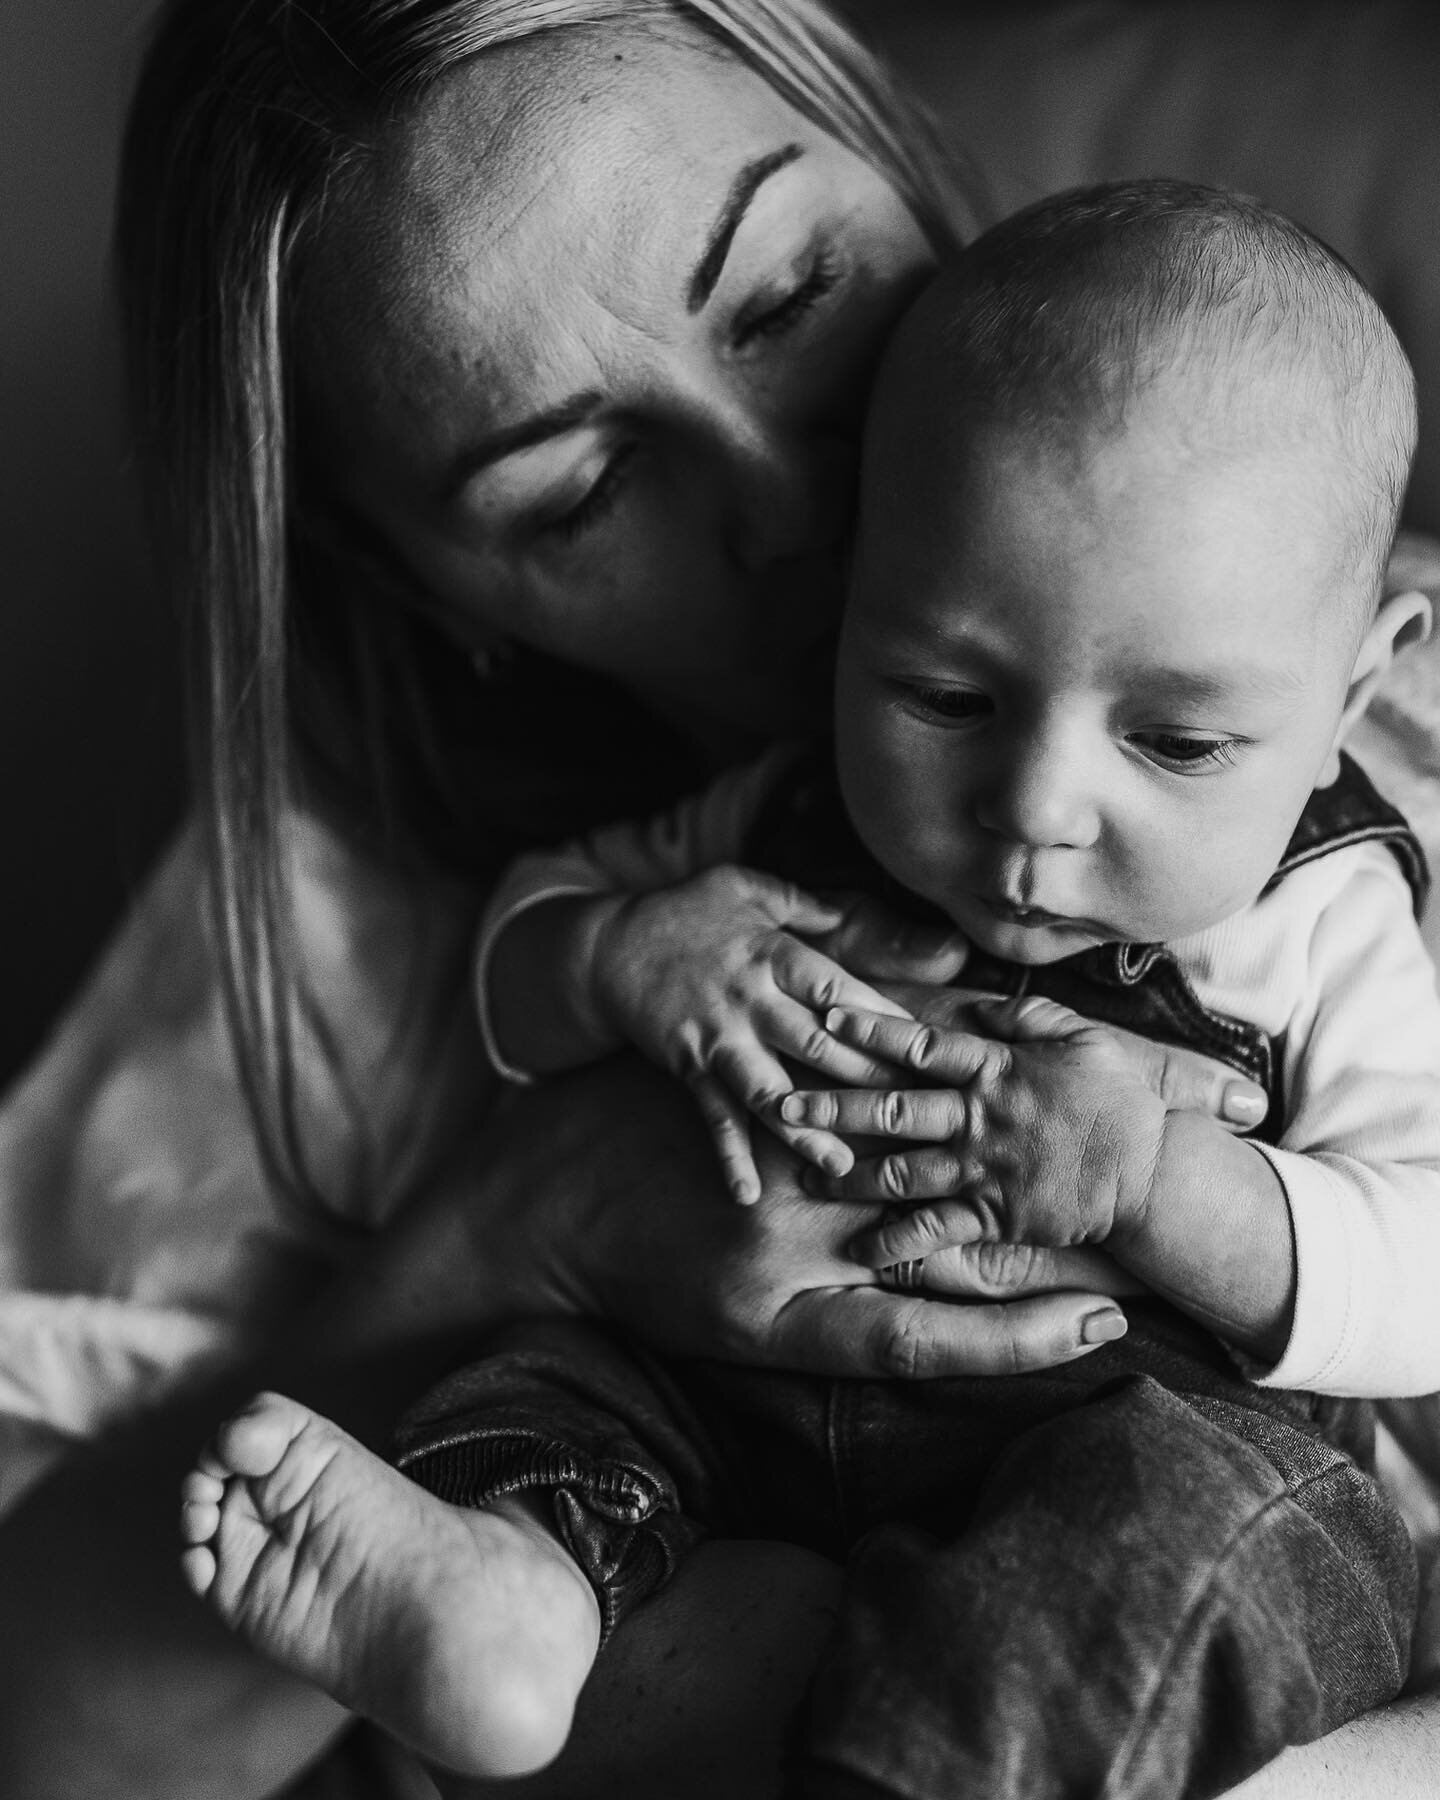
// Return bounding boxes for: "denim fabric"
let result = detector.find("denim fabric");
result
[395,1302,1416,1800]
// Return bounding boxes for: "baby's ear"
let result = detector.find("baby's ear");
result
[1322,588,1433,782]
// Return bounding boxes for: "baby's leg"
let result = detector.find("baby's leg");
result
[180,1391,601,1780]
[797,1373,1416,1800]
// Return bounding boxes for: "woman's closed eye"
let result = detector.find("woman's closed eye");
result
[541,440,640,545]
[732,245,842,350]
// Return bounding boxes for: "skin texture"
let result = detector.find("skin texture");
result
[304,22,932,748]
[836,400,1416,965]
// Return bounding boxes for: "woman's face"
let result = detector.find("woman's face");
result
[302,23,932,741]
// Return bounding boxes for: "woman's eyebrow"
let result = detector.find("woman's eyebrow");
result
[440,390,605,496]
[685,143,805,314]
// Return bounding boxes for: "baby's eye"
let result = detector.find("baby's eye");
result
[1132,731,1243,772]
[904,684,993,723]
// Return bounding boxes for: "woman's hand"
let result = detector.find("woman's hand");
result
[514,1055,1132,1378]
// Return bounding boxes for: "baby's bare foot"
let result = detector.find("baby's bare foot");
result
[180,1391,600,1778]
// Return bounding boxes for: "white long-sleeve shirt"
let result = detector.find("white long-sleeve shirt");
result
[474,746,1440,1400]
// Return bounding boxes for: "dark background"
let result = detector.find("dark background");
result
[1,0,185,1090]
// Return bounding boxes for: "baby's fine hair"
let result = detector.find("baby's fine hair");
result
[897,178,1416,599]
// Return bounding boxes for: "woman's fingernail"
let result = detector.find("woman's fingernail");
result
[1222,1084,1267,1127]
[1081,1309,1128,1346]
[780,1095,807,1124]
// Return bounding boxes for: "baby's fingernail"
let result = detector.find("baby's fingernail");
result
[820,1145,854,1177]
[1222,1084,1267,1126]
[780,1095,808,1124]
[1081,1308,1128,1346]
[825,1008,851,1033]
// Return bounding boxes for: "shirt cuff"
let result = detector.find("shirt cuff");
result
[1245,1142,1363,1392]
[473,883,607,1084]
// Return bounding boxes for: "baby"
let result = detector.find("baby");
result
[180,182,1440,1795]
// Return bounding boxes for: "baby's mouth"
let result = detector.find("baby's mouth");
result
[980,894,1067,928]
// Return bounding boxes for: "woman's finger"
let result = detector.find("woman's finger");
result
[850,1210,1148,1293]
[689,1074,763,1206]
[766,1285,1129,1379]
[779,1086,966,1142]
[892,1238,1148,1302]
[1110,1034,1268,1131]
[824,1007,999,1086]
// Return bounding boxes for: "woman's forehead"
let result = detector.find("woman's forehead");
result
[295,24,843,504]
[301,26,816,439]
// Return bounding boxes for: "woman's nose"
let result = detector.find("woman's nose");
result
[974,726,1101,851]
[724,418,858,572]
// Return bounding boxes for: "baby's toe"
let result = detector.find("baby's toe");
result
[214,1391,310,1480]
[182,1467,225,1506]
[180,1542,218,1598]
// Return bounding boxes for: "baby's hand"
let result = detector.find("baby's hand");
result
[783,995,1169,1248]
[592,866,929,1204]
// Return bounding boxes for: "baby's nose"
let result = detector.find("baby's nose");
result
[976,729,1100,850]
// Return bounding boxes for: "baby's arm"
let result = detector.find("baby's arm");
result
[479,752,964,1201]
[816,849,1440,1393]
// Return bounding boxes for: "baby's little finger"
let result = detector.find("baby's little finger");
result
[847,1199,988,1267]
[690,1073,762,1206]
[768,1116,855,1182]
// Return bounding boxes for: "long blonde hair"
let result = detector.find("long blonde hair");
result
[117,0,971,1213]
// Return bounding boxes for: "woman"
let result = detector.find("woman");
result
[0,2,1435,1795]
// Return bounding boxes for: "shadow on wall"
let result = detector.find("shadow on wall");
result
[1,0,184,1090]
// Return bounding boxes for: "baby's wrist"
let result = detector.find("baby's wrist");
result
[1105,1090,1173,1248]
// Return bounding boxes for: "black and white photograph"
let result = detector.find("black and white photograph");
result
[2,4,1439,1795]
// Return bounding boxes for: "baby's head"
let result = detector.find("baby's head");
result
[837,179,1429,962]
